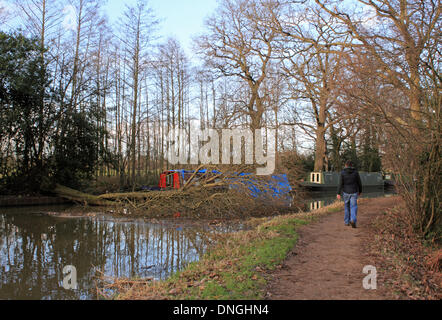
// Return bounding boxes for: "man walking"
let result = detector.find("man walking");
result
[337,161,362,228]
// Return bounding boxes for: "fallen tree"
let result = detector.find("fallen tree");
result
[53,184,115,207]
[52,166,299,218]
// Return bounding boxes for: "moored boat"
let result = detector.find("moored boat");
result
[300,172,384,192]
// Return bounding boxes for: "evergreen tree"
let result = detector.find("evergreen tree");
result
[0,32,107,193]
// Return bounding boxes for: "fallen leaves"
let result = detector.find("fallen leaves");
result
[365,203,441,300]
[168,288,182,295]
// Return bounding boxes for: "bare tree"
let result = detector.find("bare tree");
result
[119,0,158,188]
[14,0,64,172]
[196,0,280,131]
[91,20,113,177]
[270,3,352,171]
[316,0,441,236]
[315,0,440,131]
[65,0,105,112]
[15,0,62,49]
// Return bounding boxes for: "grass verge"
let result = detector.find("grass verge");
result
[101,200,346,300]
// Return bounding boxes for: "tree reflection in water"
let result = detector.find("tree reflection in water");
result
[305,190,396,212]
[0,210,224,300]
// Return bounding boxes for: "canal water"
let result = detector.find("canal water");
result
[0,206,241,300]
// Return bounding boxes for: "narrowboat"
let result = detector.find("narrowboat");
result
[300,172,384,192]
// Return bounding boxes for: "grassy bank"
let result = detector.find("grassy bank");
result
[100,200,348,300]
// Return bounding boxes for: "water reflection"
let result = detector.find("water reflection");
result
[0,207,221,300]
[309,200,326,211]
[305,190,397,211]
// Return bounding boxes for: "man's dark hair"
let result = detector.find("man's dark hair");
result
[345,160,354,168]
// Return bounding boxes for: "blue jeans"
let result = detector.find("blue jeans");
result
[343,192,358,224]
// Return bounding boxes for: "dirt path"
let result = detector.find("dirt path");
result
[267,196,402,300]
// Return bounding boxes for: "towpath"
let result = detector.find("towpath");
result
[266,196,401,300]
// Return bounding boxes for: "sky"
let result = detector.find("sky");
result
[0,0,218,56]
[105,0,219,56]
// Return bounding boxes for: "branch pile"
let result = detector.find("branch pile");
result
[54,166,297,218]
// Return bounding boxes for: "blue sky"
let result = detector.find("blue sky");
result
[106,0,218,55]
[1,0,218,55]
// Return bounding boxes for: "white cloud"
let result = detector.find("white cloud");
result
[0,0,11,16]
[62,4,77,32]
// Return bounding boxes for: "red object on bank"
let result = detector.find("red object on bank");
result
[159,171,181,190]
[159,174,167,189]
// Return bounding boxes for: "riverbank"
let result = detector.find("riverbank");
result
[104,196,440,300]
[100,199,353,300]
[0,195,71,207]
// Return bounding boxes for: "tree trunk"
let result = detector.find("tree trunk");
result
[314,125,326,172]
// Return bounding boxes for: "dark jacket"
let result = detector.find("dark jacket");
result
[337,167,362,195]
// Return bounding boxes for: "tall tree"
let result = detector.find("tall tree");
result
[67,0,104,112]
[120,0,158,188]
[196,0,280,131]
[316,0,441,236]
[271,3,351,171]
[15,0,62,49]
[15,0,63,172]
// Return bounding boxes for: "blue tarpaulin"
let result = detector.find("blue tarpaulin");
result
[231,173,292,205]
[169,170,293,206]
